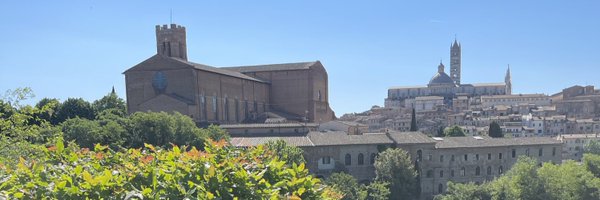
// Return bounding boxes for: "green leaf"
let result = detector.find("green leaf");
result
[14,192,24,198]
[56,181,67,190]
[56,137,64,153]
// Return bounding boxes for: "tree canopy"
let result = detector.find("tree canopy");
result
[265,139,306,166]
[437,156,600,200]
[488,121,503,138]
[444,126,466,137]
[374,148,418,199]
[410,108,418,131]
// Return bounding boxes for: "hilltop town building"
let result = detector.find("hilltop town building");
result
[124,24,335,125]
[385,40,512,109]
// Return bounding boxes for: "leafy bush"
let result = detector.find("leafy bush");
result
[0,138,336,199]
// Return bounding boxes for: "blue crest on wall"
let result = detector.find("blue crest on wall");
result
[152,71,168,93]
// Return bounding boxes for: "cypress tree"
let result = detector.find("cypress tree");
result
[410,108,418,131]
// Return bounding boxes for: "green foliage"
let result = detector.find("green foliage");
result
[410,108,417,131]
[438,156,600,200]
[364,181,390,200]
[54,98,95,123]
[488,122,503,138]
[584,153,600,178]
[1,87,35,109]
[374,148,417,200]
[205,124,230,142]
[127,112,208,149]
[537,161,600,200]
[434,182,490,200]
[436,126,445,137]
[264,139,306,166]
[324,173,390,200]
[34,98,61,125]
[585,140,600,155]
[490,156,546,200]
[92,91,126,116]
[444,125,466,137]
[0,140,336,199]
[61,117,127,149]
[325,172,362,200]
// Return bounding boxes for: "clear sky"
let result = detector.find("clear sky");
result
[1,1,599,115]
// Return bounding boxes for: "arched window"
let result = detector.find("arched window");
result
[461,167,466,176]
[345,154,351,166]
[438,183,444,194]
[439,170,444,178]
[417,150,423,161]
[450,170,455,177]
[476,166,481,176]
[358,153,364,165]
[487,166,492,175]
[370,153,376,164]
[499,166,504,174]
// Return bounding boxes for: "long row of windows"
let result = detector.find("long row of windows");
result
[200,95,265,122]
[344,153,377,166]
[426,166,504,178]
[418,147,557,163]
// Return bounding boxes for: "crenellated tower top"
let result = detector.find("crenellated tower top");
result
[155,24,187,60]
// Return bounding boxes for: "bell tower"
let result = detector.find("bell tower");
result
[450,39,461,85]
[156,24,187,60]
[505,65,512,95]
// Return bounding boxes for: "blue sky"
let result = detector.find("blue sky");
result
[1,1,599,115]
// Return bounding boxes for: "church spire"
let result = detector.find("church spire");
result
[111,86,116,95]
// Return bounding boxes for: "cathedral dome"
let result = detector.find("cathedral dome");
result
[428,62,455,87]
[429,72,454,85]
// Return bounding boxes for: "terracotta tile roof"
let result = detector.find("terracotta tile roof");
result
[220,123,318,129]
[435,136,561,149]
[171,58,268,83]
[221,61,318,73]
[124,55,269,83]
[386,132,436,144]
[230,136,314,147]
[307,131,393,146]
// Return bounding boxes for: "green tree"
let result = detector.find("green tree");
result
[61,118,104,148]
[205,124,230,142]
[54,98,95,123]
[488,121,503,138]
[264,139,306,166]
[444,126,466,137]
[34,98,61,125]
[410,108,418,131]
[1,87,34,108]
[374,148,418,200]
[0,89,53,141]
[436,126,445,137]
[126,112,207,149]
[537,161,600,200]
[584,153,600,178]
[365,181,390,200]
[92,90,126,116]
[325,172,363,200]
[585,140,600,155]
[490,156,546,200]
[434,182,490,200]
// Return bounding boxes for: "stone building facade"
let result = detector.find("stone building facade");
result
[124,24,335,125]
[230,127,562,200]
